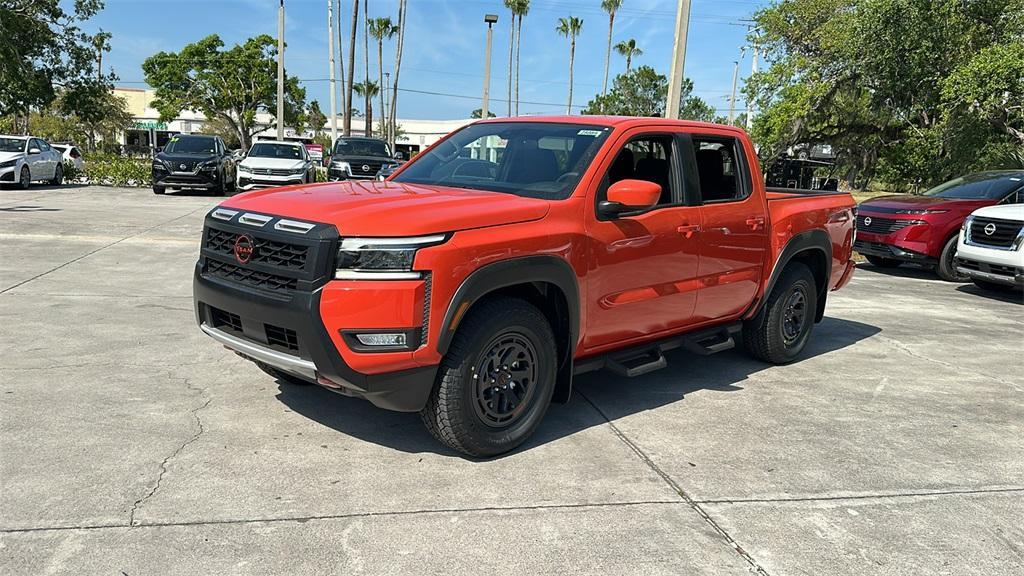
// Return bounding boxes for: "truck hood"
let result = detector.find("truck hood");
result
[860,194,994,213]
[971,203,1024,222]
[220,181,551,236]
[239,157,306,170]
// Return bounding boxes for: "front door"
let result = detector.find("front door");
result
[584,131,702,352]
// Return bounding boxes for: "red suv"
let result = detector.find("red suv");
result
[854,171,1024,280]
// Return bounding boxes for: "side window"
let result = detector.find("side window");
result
[692,136,749,203]
[28,139,41,152]
[603,135,676,206]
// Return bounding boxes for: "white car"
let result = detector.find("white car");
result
[50,144,85,171]
[956,203,1024,291]
[0,135,64,189]
[236,140,314,191]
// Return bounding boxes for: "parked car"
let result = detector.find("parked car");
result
[327,136,401,180]
[152,134,236,195]
[955,203,1024,291]
[236,140,315,191]
[50,143,84,171]
[0,135,64,189]
[375,162,401,181]
[192,116,857,456]
[854,171,1024,281]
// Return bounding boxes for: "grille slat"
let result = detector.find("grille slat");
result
[969,217,1023,248]
[265,324,300,351]
[856,215,922,234]
[206,259,298,291]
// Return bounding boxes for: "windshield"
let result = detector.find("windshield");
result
[923,173,1023,200]
[392,122,612,200]
[333,138,390,157]
[0,138,25,153]
[249,143,303,160]
[164,136,216,155]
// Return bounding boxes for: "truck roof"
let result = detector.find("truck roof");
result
[474,115,746,134]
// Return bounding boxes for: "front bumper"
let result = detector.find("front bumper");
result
[853,239,936,264]
[955,257,1024,287]
[154,169,219,190]
[237,173,305,190]
[0,165,17,182]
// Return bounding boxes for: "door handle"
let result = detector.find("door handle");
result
[676,224,701,239]
[745,216,766,230]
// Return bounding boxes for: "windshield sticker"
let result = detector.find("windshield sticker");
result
[577,129,603,137]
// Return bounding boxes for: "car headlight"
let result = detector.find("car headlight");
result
[332,161,351,173]
[290,167,306,175]
[961,216,973,231]
[237,164,251,174]
[0,158,20,168]
[152,160,167,171]
[335,235,447,280]
[895,209,948,215]
[198,161,218,172]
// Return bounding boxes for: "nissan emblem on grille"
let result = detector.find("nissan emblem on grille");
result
[362,164,370,172]
[863,216,872,227]
[233,234,255,264]
[179,163,188,171]
[984,222,997,236]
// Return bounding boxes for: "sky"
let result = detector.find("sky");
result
[86,0,770,120]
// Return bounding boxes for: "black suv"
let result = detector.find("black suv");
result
[152,134,236,195]
[327,136,401,181]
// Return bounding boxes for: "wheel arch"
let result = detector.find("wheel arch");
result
[756,229,832,323]
[436,255,579,404]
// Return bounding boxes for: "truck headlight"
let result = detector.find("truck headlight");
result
[335,235,447,280]
[199,161,217,172]
[237,164,251,174]
[152,160,167,171]
[332,161,351,173]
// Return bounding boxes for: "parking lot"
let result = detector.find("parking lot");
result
[1,186,1022,575]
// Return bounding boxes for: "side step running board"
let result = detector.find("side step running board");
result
[607,350,667,378]
[573,322,743,377]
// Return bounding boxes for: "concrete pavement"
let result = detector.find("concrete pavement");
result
[1,186,1022,575]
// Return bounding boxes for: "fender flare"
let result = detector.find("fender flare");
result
[753,229,832,322]
[436,255,580,357]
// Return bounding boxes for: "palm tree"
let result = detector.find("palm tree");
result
[353,80,379,137]
[369,16,398,142]
[344,0,360,136]
[513,0,530,116]
[388,0,407,150]
[363,0,370,138]
[601,0,622,95]
[503,0,517,116]
[556,16,583,114]
[615,38,642,73]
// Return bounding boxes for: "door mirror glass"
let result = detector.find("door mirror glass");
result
[601,179,662,216]
[28,148,41,155]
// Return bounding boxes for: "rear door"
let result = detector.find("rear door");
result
[583,129,702,351]
[687,132,769,322]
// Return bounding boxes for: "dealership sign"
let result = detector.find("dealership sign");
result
[134,121,168,130]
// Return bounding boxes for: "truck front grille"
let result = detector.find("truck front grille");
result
[856,215,922,234]
[265,324,300,351]
[205,228,309,269]
[969,217,1023,248]
[206,259,298,291]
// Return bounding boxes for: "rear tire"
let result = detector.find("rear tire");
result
[743,262,818,365]
[50,163,63,185]
[420,297,557,457]
[865,255,901,268]
[936,235,968,282]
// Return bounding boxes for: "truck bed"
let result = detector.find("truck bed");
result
[766,187,848,200]
[765,189,857,292]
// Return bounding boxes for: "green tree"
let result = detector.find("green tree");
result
[556,16,584,114]
[1,0,115,129]
[601,0,623,96]
[368,17,398,141]
[143,34,306,151]
[307,100,328,139]
[747,0,1024,189]
[471,108,498,119]
[583,67,715,120]
[614,39,642,74]
[353,80,379,137]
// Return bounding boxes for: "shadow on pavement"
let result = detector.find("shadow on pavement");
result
[0,205,61,212]
[956,283,1024,305]
[275,316,882,458]
[854,261,952,282]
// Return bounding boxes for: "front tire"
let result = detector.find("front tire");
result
[420,297,557,457]
[18,166,30,189]
[936,235,968,282]
[743,262,818,365]
[152,185,166,195]
[865,255,901,268]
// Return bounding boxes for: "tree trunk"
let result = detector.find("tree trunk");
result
[507,13,515,116]
[365,98,373,137]
[364,1,370,136]
[344,0,359,137]
[389,0,406,150]
[626,54,631,73]
[515,15,522,116]
[378,38,385,140]
[603,13,614,95]
[568,39,575,114]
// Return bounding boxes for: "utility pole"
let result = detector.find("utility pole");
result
[328,0,338,145]
[746,47,758,130]
[728,47,746,124]
[665,0,692,119]
[482,14,498,120]
[277,0,285,140]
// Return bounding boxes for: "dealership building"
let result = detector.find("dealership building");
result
[113,87,471,156]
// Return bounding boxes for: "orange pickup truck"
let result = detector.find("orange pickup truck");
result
[193,116,856,456]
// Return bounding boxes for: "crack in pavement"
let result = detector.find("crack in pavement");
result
[877,333,1023,392]
[127,376,211,527]
[0,205,208,295]
[575,389,772,576]
[696,486,1024,505]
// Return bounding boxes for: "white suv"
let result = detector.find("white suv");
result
[956,203,1024,291]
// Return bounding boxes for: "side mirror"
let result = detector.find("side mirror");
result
[28,148,41,155]
[599,179,662,216]
[393,151,405,161]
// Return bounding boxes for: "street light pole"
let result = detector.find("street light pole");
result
[277,0,285,140]
[327,0,338,145]
[746,47,758,130]
[728,47,746,124]
[665,0,692,119]
[481,14,498,120]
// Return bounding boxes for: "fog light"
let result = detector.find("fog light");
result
[355,333,407,347]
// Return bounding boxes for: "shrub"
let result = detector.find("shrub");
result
[81,154,151,187]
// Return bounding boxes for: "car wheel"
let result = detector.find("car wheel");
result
[152,186,166,195]
[743,262,818,365]
[19,165,30,189]
[50,163,63,185]
[936,235,969,282]
[865,255,902,268]
[420,297,557,457]
[219,170,230,196]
